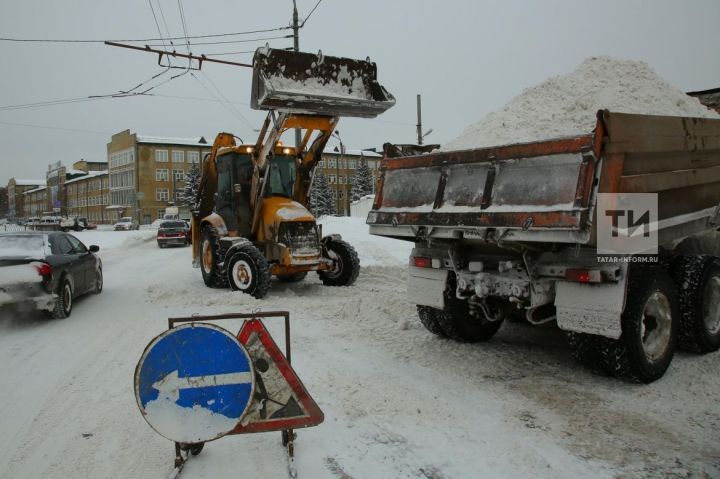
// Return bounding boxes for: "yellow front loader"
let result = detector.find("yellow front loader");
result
[191,47,394,298]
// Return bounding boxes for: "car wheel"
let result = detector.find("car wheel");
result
[94,268,103,294]
[50,278,73,319]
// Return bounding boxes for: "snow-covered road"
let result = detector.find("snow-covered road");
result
[0,219,718,478]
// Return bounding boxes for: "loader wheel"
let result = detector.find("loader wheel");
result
[416,305,448,338]
[671,255,720,353]
[227,245,271,299]
[200,227,226,288]
[277,272,308,283]
[435,273,503,343]
[566,332,610,375]
[600,266,678,383]
[318,239,360,286]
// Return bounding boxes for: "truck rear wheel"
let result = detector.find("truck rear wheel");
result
[227,245,271,299]
[671,255,720,353]
[200,227,226,288]
[601,266,678,383]
[416,306,448,337]
[435,273,503,343]
[318,239,360,286]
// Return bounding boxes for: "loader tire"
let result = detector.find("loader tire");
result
[200,227,226,288]
[599,266,678,383]
[227,245,271,299]
[416,305,448,337]
[671,255,720,353]
[318,239,360,286]
[277,272,308,283]
[435,272,503,343]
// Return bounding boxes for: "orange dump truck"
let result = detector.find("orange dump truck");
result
[368,110,720,382]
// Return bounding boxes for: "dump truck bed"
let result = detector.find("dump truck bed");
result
[368,111,720,248]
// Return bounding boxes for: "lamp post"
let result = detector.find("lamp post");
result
[331,131,346,215]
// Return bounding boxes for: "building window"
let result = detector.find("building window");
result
[156,188,169,201]
[109,148,135,168]
[156,169,169,181]
[157,209,165,219]
[173,169,185,181]
[318,160,325,168]
[172,151,185,163]
[328,175,336,184]
[339,176,345,184]
[348,159,356,169]
[175,190,183,202]
[339,159,346,169]
[187,151,200,164]
[327,158,336,168]
[155,150,168,162]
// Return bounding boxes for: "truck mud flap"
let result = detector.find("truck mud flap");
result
[407,266,448,309]
[555,279,627,339]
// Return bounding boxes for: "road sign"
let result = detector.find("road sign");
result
[135,323,255,444]
[230,319,323,434]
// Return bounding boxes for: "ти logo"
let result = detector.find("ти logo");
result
[596,193,658,255]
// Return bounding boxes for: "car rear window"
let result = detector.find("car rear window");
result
[160,221,186,228]
[0,235,46,258]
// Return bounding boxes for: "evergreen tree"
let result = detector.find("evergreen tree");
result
[309,168,336,217]
[350,158,375,201]
[179,163,201,210]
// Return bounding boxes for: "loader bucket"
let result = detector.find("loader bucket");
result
[251,47,395,118]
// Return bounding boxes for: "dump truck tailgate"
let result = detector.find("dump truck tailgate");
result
[367,135,598,240]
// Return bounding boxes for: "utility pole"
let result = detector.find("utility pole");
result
[416,94,423,145]
[292,0,302,150]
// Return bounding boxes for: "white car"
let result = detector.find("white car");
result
[113,217,139,231]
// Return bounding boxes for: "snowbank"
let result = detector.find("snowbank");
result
[71,229,156,253]
[319,216,411,266]
[442,56,720,151]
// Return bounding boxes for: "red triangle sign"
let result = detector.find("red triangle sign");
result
[229,318,324,434]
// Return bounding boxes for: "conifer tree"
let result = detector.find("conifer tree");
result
[179,163,201,210]
[350,158,375,201]
[309,168,337,217]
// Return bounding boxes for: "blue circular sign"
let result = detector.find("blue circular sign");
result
[134,323,255,443]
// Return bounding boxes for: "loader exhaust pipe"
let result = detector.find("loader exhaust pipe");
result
[250,47,395,118]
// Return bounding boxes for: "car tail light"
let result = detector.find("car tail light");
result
[565,268,602,283]
[412,257,432,268]
[33,262,53,277]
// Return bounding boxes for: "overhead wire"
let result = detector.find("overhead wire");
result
[142,34,293,47]
[301,0,323,27]
[190,72,254,132]
[0,26,293,44]
[199,70,255,129]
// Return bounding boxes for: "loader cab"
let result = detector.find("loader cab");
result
[216,151,253,235]
[266,154,297,199]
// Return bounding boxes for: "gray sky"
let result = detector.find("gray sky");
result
[1,0,718,186]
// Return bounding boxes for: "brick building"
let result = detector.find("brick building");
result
[65,171,110,224]
[7,178,46,220]
[107,130,210,224]
[23,186,48,218]
[45,160,105,216]
[317,148,383,215]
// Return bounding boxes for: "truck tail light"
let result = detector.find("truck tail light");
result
[412,257,432,268]
[33,262,53,277]
[565,268,601,283]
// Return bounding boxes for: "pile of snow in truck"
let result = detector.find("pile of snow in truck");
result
[442,56,719,151]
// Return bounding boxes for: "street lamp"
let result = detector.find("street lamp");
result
[331,130,346,215]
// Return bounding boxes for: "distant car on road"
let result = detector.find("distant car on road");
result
[157,220,190,248]
[114,217,139,231]
[0,232,103,318]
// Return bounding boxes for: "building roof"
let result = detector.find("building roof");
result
[323,148,382,158]
[13,179,46,186]
[24,186,47,194]
[64,170,108,185]
[136,135,209,147]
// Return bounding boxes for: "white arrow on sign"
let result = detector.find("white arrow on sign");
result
[153,370,252,402]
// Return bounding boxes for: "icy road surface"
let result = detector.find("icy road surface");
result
[0,218,718,478]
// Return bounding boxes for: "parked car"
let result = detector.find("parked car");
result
[157,220,190,248]
[114,217,139,231]
[77,217,97,230]
[0,232,103,318]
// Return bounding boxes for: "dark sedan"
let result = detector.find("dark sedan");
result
[157,220,190,248]
[0,232,103,319]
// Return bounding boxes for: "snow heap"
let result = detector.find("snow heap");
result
[442,56,720,151]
